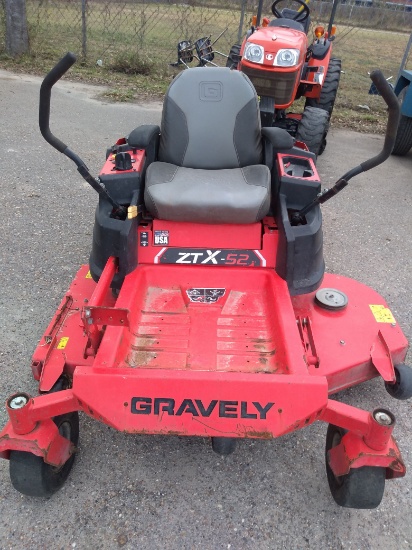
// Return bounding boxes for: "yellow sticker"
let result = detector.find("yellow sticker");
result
[57,337,69,349]
[85,270,92,279]
[127,205,138,219]
[369,305,396,324]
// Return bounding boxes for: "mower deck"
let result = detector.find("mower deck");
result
[0,244,407,480]
[6,222,405,442]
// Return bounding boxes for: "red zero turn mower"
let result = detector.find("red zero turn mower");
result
[1,53,411,508]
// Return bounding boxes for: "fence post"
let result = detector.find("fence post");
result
[82,0,87,59]
[4,0,29,56]
[237,0,248,44]
[397,31,412,80]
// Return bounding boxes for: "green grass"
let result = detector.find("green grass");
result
[0,1,410,133]
[330,27,410,132]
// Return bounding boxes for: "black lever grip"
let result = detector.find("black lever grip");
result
[359,70,400,173]
[293,69,401,224]
[39,52,77,153]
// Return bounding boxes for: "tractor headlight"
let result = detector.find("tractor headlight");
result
[244,43,264,64]
[273,49,300,67]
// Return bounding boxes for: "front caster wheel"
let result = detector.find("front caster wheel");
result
[10,412,79,497]
[385,364,412,400]
[9,376,79,497]
[211,437,237,456]
[9,411,79,497]
[325,424,385,509]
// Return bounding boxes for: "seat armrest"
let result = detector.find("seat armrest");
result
[127,124,160,167]
[261,127,295,151]
[261,127,295,170]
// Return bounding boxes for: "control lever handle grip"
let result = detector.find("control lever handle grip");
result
[39,52,77,153]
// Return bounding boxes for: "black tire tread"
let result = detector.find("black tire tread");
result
[325,424,386,509]
[385,363,412,400]
[392,113,412,156]
[226,44,241,69]
[296,106,329,156]
[9,376,79,497]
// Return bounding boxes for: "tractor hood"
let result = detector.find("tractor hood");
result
[241,26,307,69]
[239,26,308,109]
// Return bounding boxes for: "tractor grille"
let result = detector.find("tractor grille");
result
[242,67,299,106]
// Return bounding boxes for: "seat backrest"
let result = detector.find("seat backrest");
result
[268,11,311,34]
[158,67,263,170]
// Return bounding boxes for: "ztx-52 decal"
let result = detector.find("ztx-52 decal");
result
[155,248,266,266]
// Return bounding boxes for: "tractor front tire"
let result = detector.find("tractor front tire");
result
[296,106,329,157]
[325,424,386,509]
[306,58,341,117]
[226,44,241,69]
[392,86,412,156]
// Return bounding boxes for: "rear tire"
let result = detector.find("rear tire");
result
[325,424,386,509]
[296,106,329,157]
[306,58,341,117]
[226,44,241,69]
[392,86,412,156]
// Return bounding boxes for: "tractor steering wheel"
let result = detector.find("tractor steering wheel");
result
[271,0,310,22]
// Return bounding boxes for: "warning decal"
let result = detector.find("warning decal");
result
[369,305,396,324]
[57,337,69,349]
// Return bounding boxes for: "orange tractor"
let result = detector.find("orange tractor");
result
[226,0,341,156]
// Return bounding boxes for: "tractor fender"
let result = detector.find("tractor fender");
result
[310,39,331,60]
[307,45,332,69]
[305,46,333,99]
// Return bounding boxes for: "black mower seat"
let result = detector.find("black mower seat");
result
[144,67,271,224]
[145,163,270,224]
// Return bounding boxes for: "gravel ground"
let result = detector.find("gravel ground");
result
[0,70,411,550]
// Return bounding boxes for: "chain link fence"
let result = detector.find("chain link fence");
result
[0,1,250,70]
[0,0,411,71]
[0,0,410,128]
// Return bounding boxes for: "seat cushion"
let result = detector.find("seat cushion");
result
[145,162,271,224]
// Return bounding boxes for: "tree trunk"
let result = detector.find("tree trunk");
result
[5,0,29,56]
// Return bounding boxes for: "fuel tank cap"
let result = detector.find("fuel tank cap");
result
[315,288,348,311]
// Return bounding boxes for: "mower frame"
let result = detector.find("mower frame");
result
[0,55,410,508]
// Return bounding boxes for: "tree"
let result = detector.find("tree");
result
[5,0,29,56]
